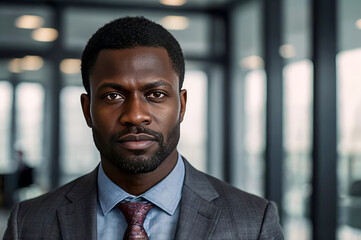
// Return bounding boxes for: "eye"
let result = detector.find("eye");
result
[104,92,123,101]
[146,91,166,100]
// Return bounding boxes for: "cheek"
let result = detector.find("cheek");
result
[152,103,181,129]
[90,104,118,131]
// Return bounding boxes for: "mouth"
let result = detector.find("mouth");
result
[117,134,157,150]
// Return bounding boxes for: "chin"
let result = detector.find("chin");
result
[110,155,164,174]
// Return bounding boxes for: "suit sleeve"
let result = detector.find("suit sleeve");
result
[3,203,20,240]
[258,201,284,240]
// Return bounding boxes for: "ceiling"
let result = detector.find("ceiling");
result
[0,0,361,78]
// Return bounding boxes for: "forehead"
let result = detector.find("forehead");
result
[93,47,174,76]
[89,47,179,92]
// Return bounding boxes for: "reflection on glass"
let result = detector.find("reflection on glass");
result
[338,0,361,237]
[178,70,207,172]
[0,6,53,49]
[232,0,264,196]
[15,15,45,29]
[337,49,361,239]
[244,70,266,197]
[160,0,186,6]
[15,83,44,167]
[283,60,313,240]
[60,59,81,74]
[160,16,189,30]
[31,28,58,42]
[282,0,312,238]
[60,86,99,184]
[0,82,12,172]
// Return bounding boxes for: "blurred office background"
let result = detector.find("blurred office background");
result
[0,0,360,239]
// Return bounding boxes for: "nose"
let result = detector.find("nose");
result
[119,96,152,126]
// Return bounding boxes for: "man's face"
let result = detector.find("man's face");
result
[81,47,187,174]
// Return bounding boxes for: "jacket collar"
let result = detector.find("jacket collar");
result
[55,157,222,240]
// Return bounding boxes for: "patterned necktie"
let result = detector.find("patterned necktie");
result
[118,202,153,240]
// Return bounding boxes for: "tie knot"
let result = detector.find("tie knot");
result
[118,202,153,225]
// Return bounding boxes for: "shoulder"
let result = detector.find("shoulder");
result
[201,170,271,215]
[183,158,268,209]
[182,158,283,238]
[20,168,97,209]
[10,168,97,224]
[203,172,282,229]
[4,169,98,239]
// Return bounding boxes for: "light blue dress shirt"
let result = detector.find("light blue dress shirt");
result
[97,154,185,240]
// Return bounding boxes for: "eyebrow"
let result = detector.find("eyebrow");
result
[97,83,125,92]
[141,80,173,91]
[97,80,174,92]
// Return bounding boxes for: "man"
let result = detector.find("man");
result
[4,17,283,239]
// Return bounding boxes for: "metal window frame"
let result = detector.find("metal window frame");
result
[263,0,284,220]
[311,0,338,239]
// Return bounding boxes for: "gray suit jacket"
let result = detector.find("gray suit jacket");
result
[4,159,283,239]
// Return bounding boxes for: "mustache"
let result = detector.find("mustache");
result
[111,126,163,143]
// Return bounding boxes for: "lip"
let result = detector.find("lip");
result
[118,134,156,142]
[117,134,157,150]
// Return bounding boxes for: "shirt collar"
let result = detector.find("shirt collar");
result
[97,153,185,216]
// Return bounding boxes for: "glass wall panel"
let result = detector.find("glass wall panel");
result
[60,86,99,184]
[337,49,361,239]
[283,60,313,240]
[0,82,12,172]
[15,83,44,167]
[337,0,361,239]
[243,70,266,197]
[178,70,207,172]
[232,0,265,196]
[282,0,312,239]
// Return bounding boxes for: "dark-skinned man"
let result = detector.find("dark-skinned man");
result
[4,17,283,240]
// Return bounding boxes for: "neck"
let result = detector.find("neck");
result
[101,150,178,196]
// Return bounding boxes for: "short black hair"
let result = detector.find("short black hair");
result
[81,16,185,94]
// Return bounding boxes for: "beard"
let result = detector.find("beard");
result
[92,122,180,174]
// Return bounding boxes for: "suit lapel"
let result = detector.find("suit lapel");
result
[57,168,98,240]
[175,159,221,240]
[54,160,221,239]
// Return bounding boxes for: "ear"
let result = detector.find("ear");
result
[81,93,93,128]
[179,89,187,123]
